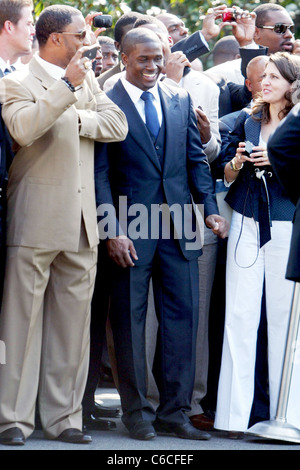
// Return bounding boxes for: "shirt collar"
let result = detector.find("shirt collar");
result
[0,56,12,74]
[121,76,160,104]
[35,53,65,80]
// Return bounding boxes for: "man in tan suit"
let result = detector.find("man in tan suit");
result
[0,4,127,446]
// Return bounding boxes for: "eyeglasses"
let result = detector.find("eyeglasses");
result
[257,23,295,35]
[57,30,87,40]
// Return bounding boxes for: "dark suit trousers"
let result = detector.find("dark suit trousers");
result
[82,242,112,414]
[109,236,199,430]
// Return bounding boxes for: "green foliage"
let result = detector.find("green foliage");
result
[33,0,300,34]
[33,0,300,65]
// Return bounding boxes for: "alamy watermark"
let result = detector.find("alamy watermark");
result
[97,197,205,251]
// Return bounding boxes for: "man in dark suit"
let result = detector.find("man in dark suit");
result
[95,27,229,441]
[268,102,300,282]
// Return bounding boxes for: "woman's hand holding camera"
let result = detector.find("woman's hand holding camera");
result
[237,142,270,166]
[225,141,270,183]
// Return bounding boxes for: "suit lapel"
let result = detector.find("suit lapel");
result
[112,80,162,171]
[244,112,262,145]
[158,83,181,175]
[29,56,57,89]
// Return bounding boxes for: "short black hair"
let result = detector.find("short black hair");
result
[35,4,82,47]
[114,12,142,44]
[98,35,116,47]
[254,4,287,26]
[133,14,168,34]
[122,27,161,56]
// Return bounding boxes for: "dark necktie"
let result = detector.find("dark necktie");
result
[140,91,160,139]
[3,66,15,76]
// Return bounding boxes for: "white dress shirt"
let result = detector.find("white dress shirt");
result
[0,57,13,76]
[120,76,162,126]
[35,53,82,95]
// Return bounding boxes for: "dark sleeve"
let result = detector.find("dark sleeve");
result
[94,141,124,239]
[239,45,268,78]
[268,104,300,205]
[171,31,209,62]
[185,94,219,217]
[210,110,248,179]
[227,82,252,112]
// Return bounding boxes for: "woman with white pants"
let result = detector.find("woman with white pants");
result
[214,52,300,438]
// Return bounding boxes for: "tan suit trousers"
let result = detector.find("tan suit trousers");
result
[0,226,97,439]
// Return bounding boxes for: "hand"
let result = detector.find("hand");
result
[164,51,190,83]
[230,10,256,47]
[205,214,230,239]
[194,107,211,144]
[63,46,96,87]
[106,235,138,268]
[292,40,300,55]
[85,12,107,38]
[248,145,271,167]
[201,4,228,41]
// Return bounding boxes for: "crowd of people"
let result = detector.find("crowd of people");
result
[0,0,299,447]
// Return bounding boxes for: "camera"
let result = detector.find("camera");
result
[244,140,254,157]
[222,8,237,22]
[82,46,99,60]
[93,15,113,28]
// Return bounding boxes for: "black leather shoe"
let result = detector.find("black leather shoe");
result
[94,402,121,418]
[0,427,25,446]
[83,413,116,431]
[57,428,92,444]
[129,422,157,440]
[154,421,211,440]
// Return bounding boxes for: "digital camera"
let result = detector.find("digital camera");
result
[222,8,237,22]
[93,15,113,28]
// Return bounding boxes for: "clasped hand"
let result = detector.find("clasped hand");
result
[236,142,271,167]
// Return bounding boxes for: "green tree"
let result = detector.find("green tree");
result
[33,0,300,32]
[33,0,300,69]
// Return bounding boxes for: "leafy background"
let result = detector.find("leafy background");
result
[32,0,300,69]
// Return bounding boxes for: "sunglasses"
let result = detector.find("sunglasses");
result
[58,30,87,40]
[257,23,295,35]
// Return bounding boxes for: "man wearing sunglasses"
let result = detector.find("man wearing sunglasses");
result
[0,4,127,446]
[253,3,297,54]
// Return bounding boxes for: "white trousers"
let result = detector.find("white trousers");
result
[214,211,295,432]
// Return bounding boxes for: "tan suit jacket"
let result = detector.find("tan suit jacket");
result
[0,55,127,439]
[0,56,128,251]
[97,61,123,90]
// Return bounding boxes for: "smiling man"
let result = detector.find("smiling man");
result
[95,27,228,442]
[0,4,127,446]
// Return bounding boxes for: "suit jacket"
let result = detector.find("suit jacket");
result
[97,61,123,90]
[171,31,209,63]
[217,109,295,247]
[95,79,219,264]
[268,103,300,282]
[0,107,14,247]
[219,110,294,220]
[0,55,128,251]
[163,69,221,163]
